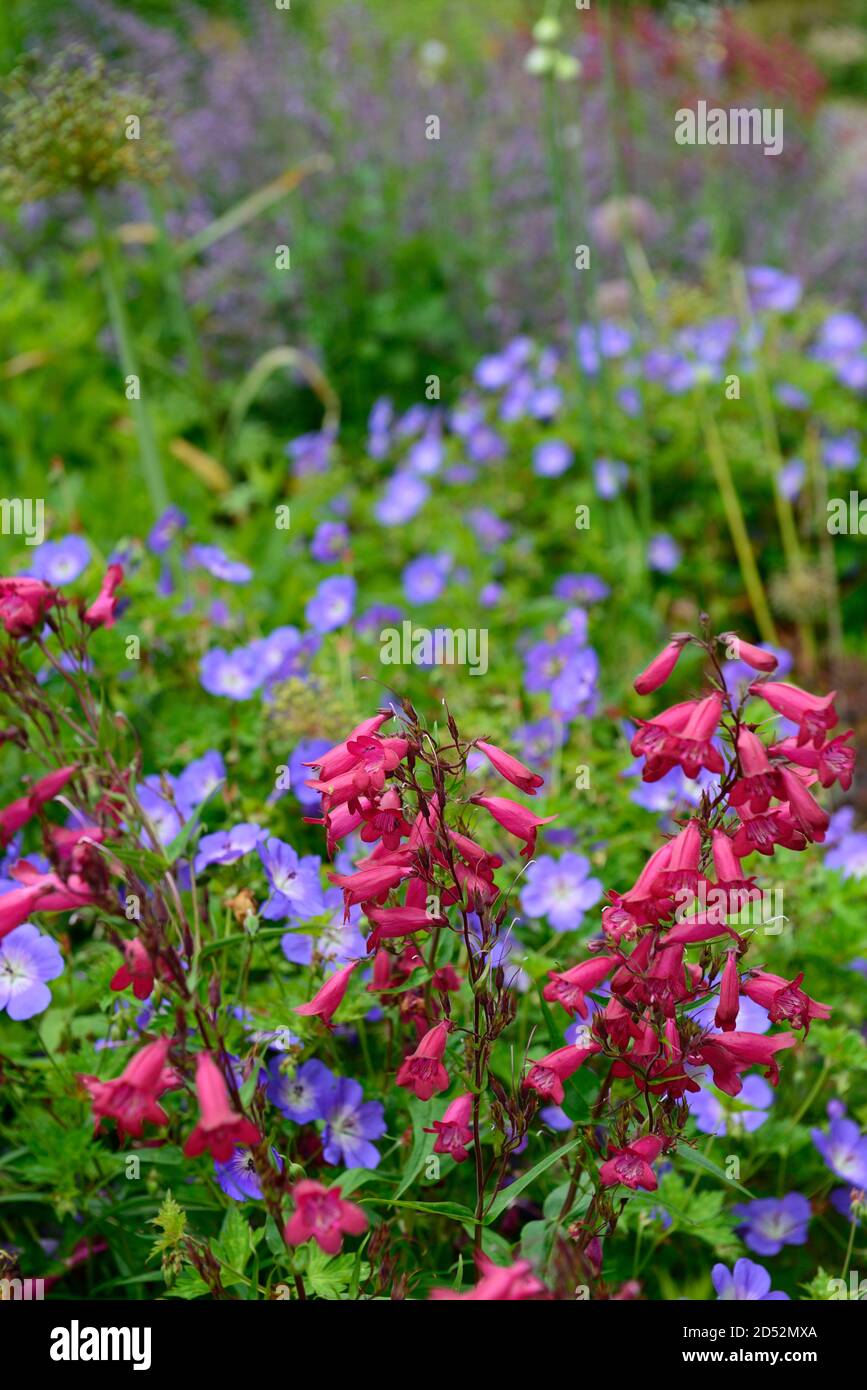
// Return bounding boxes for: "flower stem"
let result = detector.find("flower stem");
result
[699,394,777,645]
[88,194,169,516]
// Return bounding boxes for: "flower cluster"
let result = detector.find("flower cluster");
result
[521,627,844,1212]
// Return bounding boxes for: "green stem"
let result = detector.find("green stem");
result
[699,393,777,644]
[88,194,169,516]
[146,187,217,447]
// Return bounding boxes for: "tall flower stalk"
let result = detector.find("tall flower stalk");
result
[0,50,171,516]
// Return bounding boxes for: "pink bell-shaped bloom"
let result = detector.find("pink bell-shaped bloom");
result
[522,1042,600,1105]
[329,858,415,911]
[184,1052,260,1162]
[769,731,855,792]
[603,841,674,938]
[364,903,438,951]
[720,634,778,672]
[599,1135,665,1191]
[714,952,741,1032]
[651,820,704,896]
[0,764,79,848]
[430,1253,547,1301]
[749,681,838,749]
[475,740,544,795]
[632,696,724,781]
[633,638,688,696]
[110,939,156,1001]
[294,958,359,1026]
[470,795,557,857]
[728,728,779,812]
[79,1036,180,1139]
[711,828,756,894]
[83,564,123,629]
[0,576,57,636]
[694,1030,797,1096]
[0,883,53,941]
[358,787,411,851]
[284,1180,367,1254]
[742,971,831,1035]
[543,955,618,1016]
[303,714,391,781]
[6,862,98,912]
[776,768,829,842]
[396,1020,451,1101]
[424,1092,474,1163]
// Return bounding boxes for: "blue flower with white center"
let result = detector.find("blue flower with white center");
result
[732,1193,811,1256]
[520,853,603,934]
[712,1258,789,1300]
[687,1074,774,1137]
[199,646,262,700]
[322,1077,386,1169]
[187,543,252,584]
[214,1146,264,1201]
[257,836,325,920]
[0,923,64,1020]
[29,536,90,586]
[266,1057,337,1123]
[812,1107,867,1187]
[305,575,356,633]
[176,750,225,819]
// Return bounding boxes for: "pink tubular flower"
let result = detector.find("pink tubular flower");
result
[424,1092,474,1163]
[599,1135,665,1191]
[523,1042,600,1105]
[284,1180,367,1255]
[720,634,778,673]
[749,681,838,749]
[711,828,755,893]
[83,563,123,629]
[346,734,408,796]
[329,858,415,910]
[183,1052,260,1162]
[304,714,392,781]
[396,1020,451,1101]
[728,727,779,813]
[294,958,359,1026]
[470,794,557,858]
[742,971,831,1035]
[358,787,411,850]
[6,862,97,912]
[632,695,724,781]
[603,840,674,939]
[633,637,688,696]
[430,1254,547,1301]
[714,952,741,1032]
[730,800,807,859]
[776,768,829,843]
[0,576,57,636]
[543,955,618,1016]
[651,820,704,896]
[475,740,544,795]
[0,763,79,847]
[694,1030,797,1096]
[79,1036,180,1139]
[0,883,51,941]
[110,939,156,1001]
[769,731,855,792]
[364,903,438,951]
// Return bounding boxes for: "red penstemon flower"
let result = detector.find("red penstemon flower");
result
[183,1052,260,1162]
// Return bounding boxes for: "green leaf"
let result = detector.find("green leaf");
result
[164,784,222,865]
[213,1206,253,1278]
[677,1144,753,1197]
[484,1138,582,1225]
[304,1245,369,1300]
